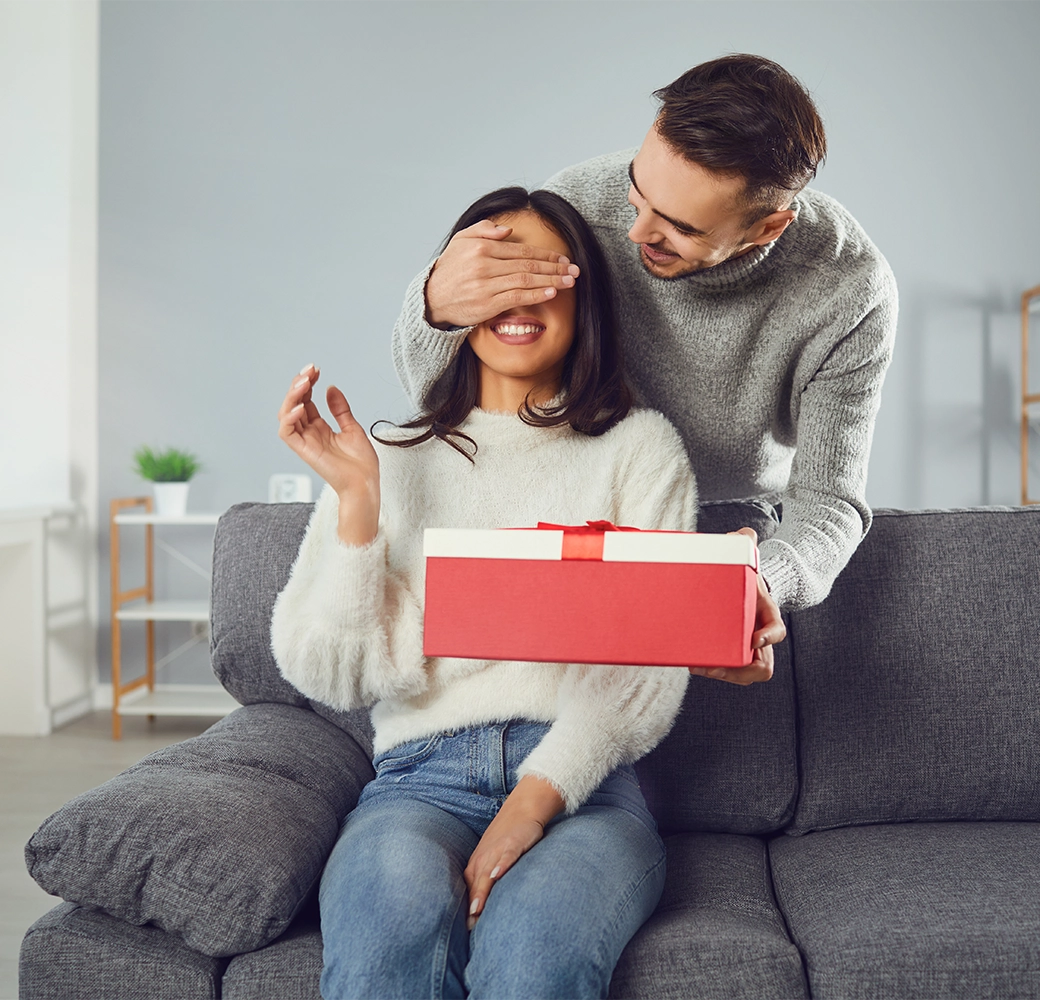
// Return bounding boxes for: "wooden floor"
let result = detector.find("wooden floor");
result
[0,711,212,1000]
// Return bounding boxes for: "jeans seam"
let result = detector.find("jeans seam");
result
[431,880,468,1000]
[597,850,667,972]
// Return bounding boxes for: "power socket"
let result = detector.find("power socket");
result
[269,474,313,503]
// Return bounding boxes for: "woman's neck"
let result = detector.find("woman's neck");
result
[477,363,562,413]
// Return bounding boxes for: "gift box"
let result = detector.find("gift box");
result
[423,521,758,668]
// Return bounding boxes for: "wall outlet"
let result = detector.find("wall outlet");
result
[268,473,313,503]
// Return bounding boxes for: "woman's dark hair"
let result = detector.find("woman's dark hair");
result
[373,187,631,461]
[654,54,827,222]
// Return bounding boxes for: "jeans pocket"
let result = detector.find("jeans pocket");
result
[373,733,443,774]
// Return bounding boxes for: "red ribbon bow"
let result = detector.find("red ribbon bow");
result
[535,520,640,560]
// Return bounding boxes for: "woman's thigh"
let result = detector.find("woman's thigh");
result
[466,769,666,1000]
[319,792,479,1000]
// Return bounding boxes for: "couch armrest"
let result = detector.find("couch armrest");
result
[26,702,374,957]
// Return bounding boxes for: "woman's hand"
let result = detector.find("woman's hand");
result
[277,364,380,546]
[464,775,565,931]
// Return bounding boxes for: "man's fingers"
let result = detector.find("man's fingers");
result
[460,219,514,241]
[754,620,787,648]
[483,241,578,271]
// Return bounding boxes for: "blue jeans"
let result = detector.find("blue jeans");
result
[319,721,666,1000]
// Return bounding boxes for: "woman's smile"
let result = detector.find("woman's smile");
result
[490,315,546,345]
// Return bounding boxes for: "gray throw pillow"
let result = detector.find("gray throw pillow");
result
[25,702,374,957]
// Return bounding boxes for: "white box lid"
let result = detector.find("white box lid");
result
[423,528,757,567]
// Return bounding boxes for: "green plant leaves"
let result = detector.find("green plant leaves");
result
[132,446,202,482]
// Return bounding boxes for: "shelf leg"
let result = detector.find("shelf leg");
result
[110,500,122,741]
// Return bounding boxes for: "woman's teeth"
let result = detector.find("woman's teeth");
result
[492,323,544,336]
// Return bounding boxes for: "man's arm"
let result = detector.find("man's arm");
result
[759,281,898,610]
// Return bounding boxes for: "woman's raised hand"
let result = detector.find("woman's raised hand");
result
[277,364,380,547]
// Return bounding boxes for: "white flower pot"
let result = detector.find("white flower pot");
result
[153,482,190,517]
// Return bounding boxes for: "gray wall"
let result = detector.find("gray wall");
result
[98,0,1040,683]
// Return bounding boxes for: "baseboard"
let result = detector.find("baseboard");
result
[51,693,94,729]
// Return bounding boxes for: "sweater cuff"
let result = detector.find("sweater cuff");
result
[410,261,474,362]
[516,719,619,815]
[758,542,801,612]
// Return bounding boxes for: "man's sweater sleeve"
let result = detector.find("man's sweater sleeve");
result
[391,260,474,409]
[517,412,694,812]
[269,486,427,710]
[759,273,898,610]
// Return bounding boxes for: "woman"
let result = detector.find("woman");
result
[271,187,696,999]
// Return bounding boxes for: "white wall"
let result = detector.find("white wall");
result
[95,1,1040,681]
[0,0,99,725]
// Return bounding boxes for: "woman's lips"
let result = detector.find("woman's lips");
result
[641,243,680,264]
[490,317,546,346]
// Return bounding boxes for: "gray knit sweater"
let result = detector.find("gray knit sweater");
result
[391,150,898,609]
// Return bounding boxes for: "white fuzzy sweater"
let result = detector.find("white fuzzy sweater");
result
[270,406,695,812]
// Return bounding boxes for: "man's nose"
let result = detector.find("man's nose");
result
[627,208,663,246]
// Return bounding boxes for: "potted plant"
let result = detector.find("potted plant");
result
[133,446,202,516]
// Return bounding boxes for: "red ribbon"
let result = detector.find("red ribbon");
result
[535,520,640,560]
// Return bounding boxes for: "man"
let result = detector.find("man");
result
[391,54,897,684]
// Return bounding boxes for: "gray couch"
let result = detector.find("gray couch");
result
[20,500,1040,1000]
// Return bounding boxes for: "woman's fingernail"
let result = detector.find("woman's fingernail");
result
[567,264,580,276]
[299,364,314,375]
[561,275,574,287]
[467,916,476,931]
[544,288,556,298]
[469,898,480,916]
[293,378,308,390]
[559,255,570,264]
[489,866,501,879]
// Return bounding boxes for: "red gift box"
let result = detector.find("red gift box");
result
[423,521,758,668]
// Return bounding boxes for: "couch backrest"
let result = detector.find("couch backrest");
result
[785,506,1040,835]
[210,502,375,754]
[210,499,800,836]
[633,499,800,836]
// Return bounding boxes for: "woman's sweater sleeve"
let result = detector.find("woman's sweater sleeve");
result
[517,412,696,812]
[269,486,427,710]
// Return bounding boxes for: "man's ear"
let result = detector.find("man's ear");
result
[747,209,796,247]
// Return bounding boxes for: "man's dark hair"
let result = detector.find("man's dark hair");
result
[373,187,631,461]
[653,54,827,222]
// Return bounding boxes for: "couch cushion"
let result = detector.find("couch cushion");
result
[770,821,1040,999]
[608,832,807,999]
[19,902,227,1000]
[210,502,375,754]
[222,909,323,1000]
[787,506,1040,834]
[25,703,373,957]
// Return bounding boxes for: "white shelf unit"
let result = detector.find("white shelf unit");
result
[1023,285,1040,505]
[109,497,237,738]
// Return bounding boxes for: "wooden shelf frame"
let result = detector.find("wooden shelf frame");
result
[110,497,154,738]
[1023,285,1040,505]
[108,497,231,739]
